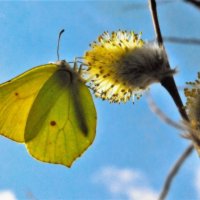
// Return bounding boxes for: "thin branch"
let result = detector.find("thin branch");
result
[146,93,186,131]
[158,144,194,200]
[164,36,200,46]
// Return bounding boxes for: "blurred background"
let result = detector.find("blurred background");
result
[0,1,199,199]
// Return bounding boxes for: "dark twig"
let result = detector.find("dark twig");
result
[161,76,189,121]
[158,144,194,200]
[149,0,163,46]
[148,0,189,121]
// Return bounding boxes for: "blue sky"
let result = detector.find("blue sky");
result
[0,1,200,200]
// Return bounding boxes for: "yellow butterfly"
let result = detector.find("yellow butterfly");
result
[0,31,96,167]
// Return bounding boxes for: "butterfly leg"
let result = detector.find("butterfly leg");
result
[73,57,87,75]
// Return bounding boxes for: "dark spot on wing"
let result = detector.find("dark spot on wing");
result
[15,92,19,96]
[50,121,56,126]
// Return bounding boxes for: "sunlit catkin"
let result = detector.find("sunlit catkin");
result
[84,30,176,103]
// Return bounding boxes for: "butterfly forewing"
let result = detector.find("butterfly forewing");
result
[0,64,58,142]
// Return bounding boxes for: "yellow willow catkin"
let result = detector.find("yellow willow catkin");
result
[84,30,176,103]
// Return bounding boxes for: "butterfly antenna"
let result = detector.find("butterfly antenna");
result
[57,29,65,61]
